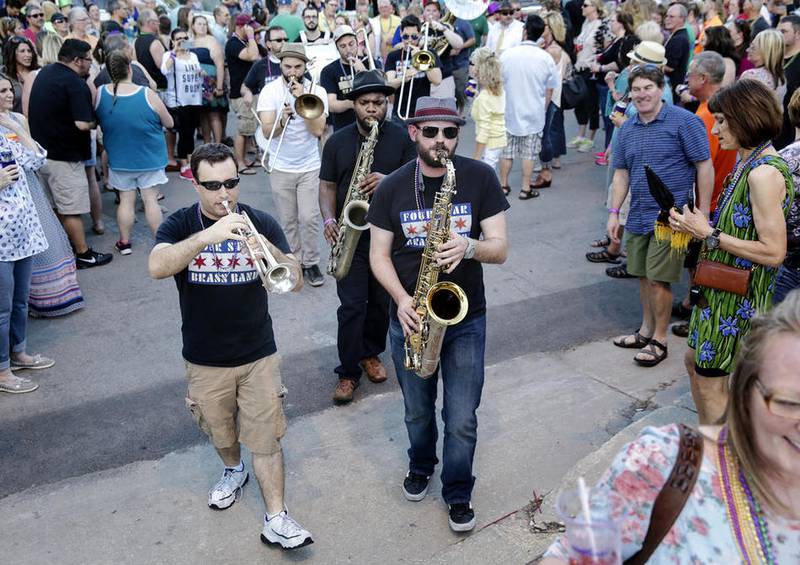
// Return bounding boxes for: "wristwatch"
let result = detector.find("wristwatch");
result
[705,228,722,250]
[464,237,477,260]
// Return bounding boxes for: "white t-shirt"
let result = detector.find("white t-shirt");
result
[256,76,329,173]
[500,41,559,136]
[160,52,203,108]
[486,19,523,55]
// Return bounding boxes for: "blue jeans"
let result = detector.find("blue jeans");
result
[549,105,566,159]
[539,101,558,166]
[596,83,613,149]
[773,265,800,304]
[389,314,486,504]
[0,256,33,370]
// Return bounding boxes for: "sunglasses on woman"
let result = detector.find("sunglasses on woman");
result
[419,126,459,139]
[197,177,241,191]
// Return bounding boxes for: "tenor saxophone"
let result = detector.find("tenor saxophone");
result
[403,151,469,378]
[327,120,380,280]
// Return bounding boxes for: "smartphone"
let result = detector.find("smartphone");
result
[182,39,195,50]
[0,149,16,169]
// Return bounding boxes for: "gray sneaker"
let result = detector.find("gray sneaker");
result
[261,510,314,549]
[208,467,249,510]
[0,374,38,394]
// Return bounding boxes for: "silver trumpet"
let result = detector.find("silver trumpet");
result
[221,200,299,294]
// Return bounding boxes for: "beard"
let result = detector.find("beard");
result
[417,140,457,167]
[306,19,318,30]
[357,114,384,132]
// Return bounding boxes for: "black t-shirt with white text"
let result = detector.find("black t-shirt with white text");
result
[384,48,442,119]
[319,57,382,131]
[29,63,94,162]
[367,155,510,320]
[155,202,291,367]
[243,56,282,95]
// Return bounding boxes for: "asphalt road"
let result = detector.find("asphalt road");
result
[0,119,687,496]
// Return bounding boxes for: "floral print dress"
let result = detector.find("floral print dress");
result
[544,425,800,563]
[687,155,794,374]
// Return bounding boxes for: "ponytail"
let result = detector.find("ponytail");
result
[106,49,130,112]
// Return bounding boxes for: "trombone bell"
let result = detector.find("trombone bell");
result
[412,50,435,71]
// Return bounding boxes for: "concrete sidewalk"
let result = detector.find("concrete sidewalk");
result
[1,338,693,565]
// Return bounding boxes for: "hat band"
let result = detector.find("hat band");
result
[413,107,460,119]
[634,53,664,65]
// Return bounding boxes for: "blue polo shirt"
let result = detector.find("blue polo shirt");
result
[612,103,710,235]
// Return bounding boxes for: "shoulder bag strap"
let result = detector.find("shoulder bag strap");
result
[624,424,704,565]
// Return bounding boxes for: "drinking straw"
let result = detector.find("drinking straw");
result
[578,476,599,557]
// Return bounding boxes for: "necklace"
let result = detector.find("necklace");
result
[717,427,776,564]
[712,140,771,226]
[784,50,800,70]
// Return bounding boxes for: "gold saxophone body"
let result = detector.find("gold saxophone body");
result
[403,151,469,378]
[327,120,380,280]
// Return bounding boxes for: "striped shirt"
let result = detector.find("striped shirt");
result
[612,103,710,235]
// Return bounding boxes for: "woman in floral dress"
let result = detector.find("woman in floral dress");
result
[670,79,793,425]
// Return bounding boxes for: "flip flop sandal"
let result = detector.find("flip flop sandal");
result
[606,263,635,279]
[238,167,257,175]
[519,189,540,200]
[586,249,621,264]
[634,338,668,367]
[590,236,611,248]
[10,354,55,371]
[501,185,511,196]
[613,330,651,349]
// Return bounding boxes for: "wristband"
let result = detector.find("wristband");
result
[323,217,337,226]
[608,208,620,214]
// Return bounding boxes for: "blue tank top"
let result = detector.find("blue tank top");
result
[96,86,167,172]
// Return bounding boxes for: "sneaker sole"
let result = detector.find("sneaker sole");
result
[449,516,476,532]
[260,533,314,550]
[403,485,429,502]
[0,383,38,394]
[117,249,132,256]
[208,473,249,510]
[306,279,324,287]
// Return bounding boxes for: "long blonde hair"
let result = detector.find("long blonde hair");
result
[750,28,785,87]
[542,10,566,44]
[39,32,63,66]
[469,47,503,96]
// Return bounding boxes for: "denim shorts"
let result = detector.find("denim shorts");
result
[108,168,168,191]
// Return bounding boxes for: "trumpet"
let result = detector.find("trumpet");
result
[255,72,326,173]
[221,200,299,294]
[397,22,437,121]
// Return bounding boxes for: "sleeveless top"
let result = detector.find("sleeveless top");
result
[95,86,167,172]
[135,34,167,90]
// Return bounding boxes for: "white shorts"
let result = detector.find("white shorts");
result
[108,168,168,191]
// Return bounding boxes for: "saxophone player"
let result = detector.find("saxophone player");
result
[319,69,416,404]
[368,97,509,532]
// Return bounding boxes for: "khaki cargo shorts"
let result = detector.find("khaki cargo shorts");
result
[230,97,258,137]
[39,159,90,215]
[624,231,685,284]
[184,353,287,455]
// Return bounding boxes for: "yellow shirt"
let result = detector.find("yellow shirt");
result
[471,90,506,148]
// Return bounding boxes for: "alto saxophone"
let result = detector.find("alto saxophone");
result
[403,151,469,378]
[327,120,380,280]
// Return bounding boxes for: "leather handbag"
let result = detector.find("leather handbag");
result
[561,72,588,110]
[624,424,704,565]
[694,260,752,296]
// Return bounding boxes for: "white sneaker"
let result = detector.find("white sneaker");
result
[567,136,584,148]
[260,510,314,549]
[577,138,595,153]
[207,467,249,510]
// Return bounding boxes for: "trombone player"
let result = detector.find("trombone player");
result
[148,143,313,550]
[258,43,330,287]
[319,69,416,404]
[385,15,442,122]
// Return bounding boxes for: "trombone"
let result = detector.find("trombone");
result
[221,200,299,294]
[397,22,437,121]
[255,68,326,173]
[347,27,376,80]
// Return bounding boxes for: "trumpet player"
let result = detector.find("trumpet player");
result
[320,25,381,131]
[385,15,442,122]
[258,43,329,287]
[319,70,416,404]
[368,97,509,532]
[148,143,313,550]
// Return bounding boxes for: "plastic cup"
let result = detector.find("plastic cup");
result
[556,486,622,565]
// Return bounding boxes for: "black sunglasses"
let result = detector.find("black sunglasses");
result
[174,35,188,41]
[197,177,241,191]
[402,33,419,40]
[420,126,459,139]
[28,12,44,17]
[500,10,513,15]
[270,37,287,42]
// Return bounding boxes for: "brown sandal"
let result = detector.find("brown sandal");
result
[613,330,651,349]
[634,338,668,367]
[519,189,540,200]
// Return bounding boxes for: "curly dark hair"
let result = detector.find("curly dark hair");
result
[704,25,737,61]
[2,35,38,82]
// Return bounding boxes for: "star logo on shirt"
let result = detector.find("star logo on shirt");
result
[192,255,207,268]
[228,255,241,268]
[407,225,418,236]
[212,256,225,268]
[245,257,255,267]
[454,218,467,230]
[422,222,431,234]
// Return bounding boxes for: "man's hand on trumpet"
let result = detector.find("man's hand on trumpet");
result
[201,213,249,246]
[348,56,367,73]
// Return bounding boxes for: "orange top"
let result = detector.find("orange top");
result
[696,101,737,211]
[694,16,723,55]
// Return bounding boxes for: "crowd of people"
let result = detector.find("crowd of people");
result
[0,0,799,559]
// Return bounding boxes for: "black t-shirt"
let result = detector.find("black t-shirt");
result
[29,63,94,162]
[155,202,292,367]
[225,35,254,100]
[664,28,690,92]
[243,56,282,95]
[320,120,416,251]
[777,53,800,149]
[385,48,442,119]
[319,57,382,131]
[367,155,510,320]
